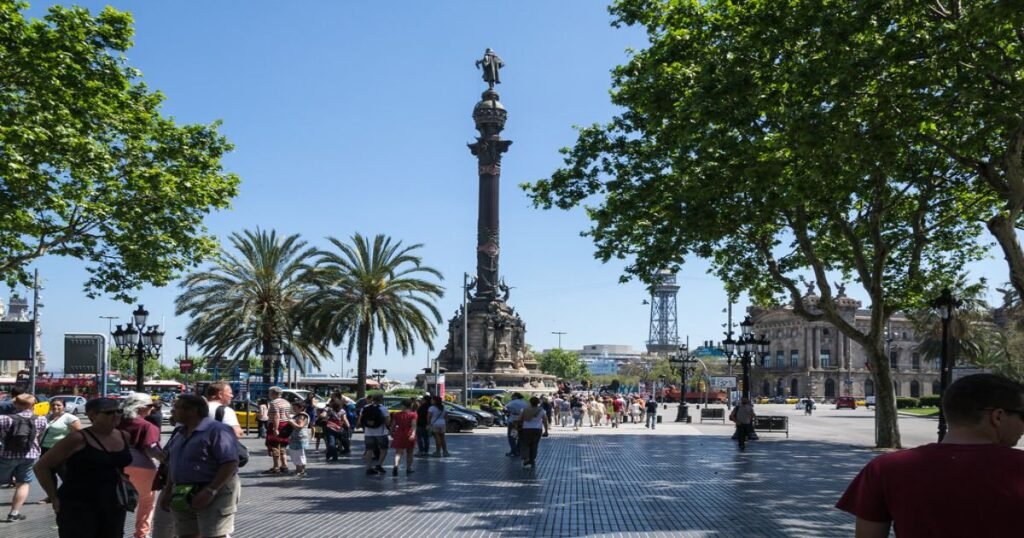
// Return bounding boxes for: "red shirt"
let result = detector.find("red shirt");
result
[836,443,1024,537]
[119,416,160,451]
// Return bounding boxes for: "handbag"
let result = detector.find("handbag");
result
[115,471,140,512]
[325,418,343,433]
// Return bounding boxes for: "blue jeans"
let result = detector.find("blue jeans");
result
[324,429,340,460]
[416,426,430,453]
[646,413,657,428]
[507,426,520,455]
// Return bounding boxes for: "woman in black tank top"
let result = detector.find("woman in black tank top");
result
[35,398,133,538]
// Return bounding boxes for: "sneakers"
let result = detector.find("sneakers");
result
[366,468,380,476]
[442,451,451,458]
[375,465,386,474]
[392,466,399,477]
[6,512,26,522]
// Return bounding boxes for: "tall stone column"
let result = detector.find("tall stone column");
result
[467,92,512,301]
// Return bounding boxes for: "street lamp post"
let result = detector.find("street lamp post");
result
[176,335,190,392]
[930,288,961,442]
[371,368,388,388]
[719,316,769,401]
[669,345,698,422]
[111,305,164,393]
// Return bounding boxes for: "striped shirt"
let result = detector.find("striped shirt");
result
[0,410,47,460]
[267,397,292,429]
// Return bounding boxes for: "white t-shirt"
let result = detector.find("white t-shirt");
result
[505,398,528,421]
[206,401,240,428]
[41,412,80,448]
[522,408,546,430]
[427,405,446,428]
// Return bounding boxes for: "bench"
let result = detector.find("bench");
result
[700,407,726,423]
[753,415,789,437]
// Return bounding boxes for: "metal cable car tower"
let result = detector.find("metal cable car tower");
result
[646,270,680,354]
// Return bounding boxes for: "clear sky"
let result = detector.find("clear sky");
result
[17,1,1012,382]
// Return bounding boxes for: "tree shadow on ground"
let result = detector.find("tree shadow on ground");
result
[233,431,874,537]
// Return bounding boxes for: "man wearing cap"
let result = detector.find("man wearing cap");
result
[0,394,47,522]
[504,393,528,457]
[160,394,240,538]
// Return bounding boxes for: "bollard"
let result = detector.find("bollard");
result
[657,415,662,423]
[686,416,692,424]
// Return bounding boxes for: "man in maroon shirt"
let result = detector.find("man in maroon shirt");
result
[836,373,1024,537]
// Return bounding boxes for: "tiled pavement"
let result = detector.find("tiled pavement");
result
[2,415,874,538]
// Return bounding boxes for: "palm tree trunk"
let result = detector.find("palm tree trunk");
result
[261,337,273,384]
[356,321,370,399]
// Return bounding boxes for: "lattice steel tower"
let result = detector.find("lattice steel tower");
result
[646,270,680,354]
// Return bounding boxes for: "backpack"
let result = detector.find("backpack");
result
[3,415,35,453]
[361,404,385,429]
[213,405,249,468]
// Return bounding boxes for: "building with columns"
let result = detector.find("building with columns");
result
[0,293,44,376]
[748,288,940,401]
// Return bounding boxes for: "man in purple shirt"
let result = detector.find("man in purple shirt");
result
[0,394,47,522]
[159,394,239,538]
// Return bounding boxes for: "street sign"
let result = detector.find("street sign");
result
[64,334,106,375]
[693,347,724,357]
[710,375,738,389]
[179,359,194,374]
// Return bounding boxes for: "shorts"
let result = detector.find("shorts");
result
[0,458,35,484]
[364,435,389,453]
[288,448,307,466]
[430,425,445,434]
[172,474,240,538]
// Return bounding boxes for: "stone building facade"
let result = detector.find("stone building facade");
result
[748,289,940,401]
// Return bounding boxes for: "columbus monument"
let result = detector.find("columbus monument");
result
[426,50,556,396]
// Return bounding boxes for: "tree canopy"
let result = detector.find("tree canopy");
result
[0,3,239,300]
[522,0,1004,447]
[536,348,590,381]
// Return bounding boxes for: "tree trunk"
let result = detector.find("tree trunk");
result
[261,337,272,384]
[988,214,1024,305]
[867,344,902,448]
[356,322,370,400]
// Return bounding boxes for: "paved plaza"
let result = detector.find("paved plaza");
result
[2,404,968,537]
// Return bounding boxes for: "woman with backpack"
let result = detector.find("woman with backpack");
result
[428,396,450,457]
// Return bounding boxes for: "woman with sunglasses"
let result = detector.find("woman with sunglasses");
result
[34,398,133,538]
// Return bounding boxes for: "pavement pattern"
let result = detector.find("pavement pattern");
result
[1,407,878,538]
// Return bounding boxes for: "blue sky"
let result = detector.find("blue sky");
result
[18,1,1011,382]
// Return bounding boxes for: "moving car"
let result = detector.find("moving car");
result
[281,389,326,409]
[835,396,857,409]
[795,398,817,410]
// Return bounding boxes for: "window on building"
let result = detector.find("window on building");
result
[889,350,899,371]
[912,353,920,370]
[932,381,941,395]
[776,351,784,369]
[762,354,770,368]
[910,380,920,398]
[823,328,830,336]
[893,381,901,396]
[865,379,875,397]
[790,350,799,368]
[933,358,941,371]
[820,350,831,368]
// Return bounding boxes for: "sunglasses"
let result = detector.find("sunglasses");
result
[99,409,124,416]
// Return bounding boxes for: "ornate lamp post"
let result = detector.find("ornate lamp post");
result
[719,316,770,401]
[930,288,961,442]
[111,305,164,392]
[371,368,388,387]
[669,345,699,422]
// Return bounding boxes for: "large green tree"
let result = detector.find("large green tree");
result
[175,229,332,383]
[537,348,589,381]
[303,234,444,399]
[523,0,993,448]
[0,3,239,300]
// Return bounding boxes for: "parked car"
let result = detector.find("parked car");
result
[795,398,817,410]
[280,389,326,410]
[770,396,787,404]
[835,396,857,409]
[865,396,876,408]
[383,399,479,433]
[48,395,88,415]
[445,402,494,428]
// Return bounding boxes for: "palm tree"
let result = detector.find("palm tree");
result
[175,228,332,382]
[304,233,444,398]
[910,278,995,368]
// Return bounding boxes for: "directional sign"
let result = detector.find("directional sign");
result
[64,334,105,374]
[179,359,194,374]
[0,322,34,361]
[710,375,737,389]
